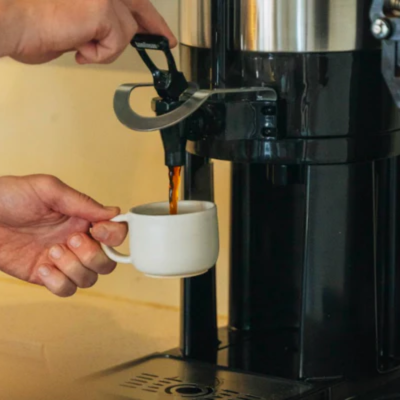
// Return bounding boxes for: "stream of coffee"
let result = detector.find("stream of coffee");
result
[168,166,182,215]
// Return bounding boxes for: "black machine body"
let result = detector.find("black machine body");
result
[88,1,400,400]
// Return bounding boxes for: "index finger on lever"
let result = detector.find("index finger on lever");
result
[91,220,128,247]
[123,0,178,47]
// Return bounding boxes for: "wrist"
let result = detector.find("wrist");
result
[0,0,24,58]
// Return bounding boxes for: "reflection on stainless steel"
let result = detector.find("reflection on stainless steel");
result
[179,0,211,49]
[236,0,372,52]
[179,0,375,52]
[114,83,277,132]
[391,0,400,11]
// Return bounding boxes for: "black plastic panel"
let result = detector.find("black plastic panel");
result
[181,47,400,164]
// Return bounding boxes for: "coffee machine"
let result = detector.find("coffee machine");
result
[89,0,400,398]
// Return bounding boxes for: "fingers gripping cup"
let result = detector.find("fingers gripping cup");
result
[100,201,219,278]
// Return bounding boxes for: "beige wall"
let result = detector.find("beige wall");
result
[0,0,231,317]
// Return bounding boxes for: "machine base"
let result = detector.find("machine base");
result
[85,354,314,400]
[85,351,400,400]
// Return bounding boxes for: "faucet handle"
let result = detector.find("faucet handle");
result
[113,84,277,132]
[131,34,188,102]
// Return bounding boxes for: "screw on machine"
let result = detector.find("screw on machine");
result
[371,0,400,109]
[372,18,392,39]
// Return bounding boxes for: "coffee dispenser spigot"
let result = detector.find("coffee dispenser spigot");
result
[129,34,189,167]
[113,35,278,167]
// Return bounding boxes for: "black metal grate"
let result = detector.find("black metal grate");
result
[119,372,264,400]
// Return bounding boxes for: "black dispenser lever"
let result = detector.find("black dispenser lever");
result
[131,34,189,167]
[131,34,188,102]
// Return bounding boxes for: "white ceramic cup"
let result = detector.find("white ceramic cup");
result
[100,200,219,278]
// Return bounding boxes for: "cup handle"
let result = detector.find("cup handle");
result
[100,214,131,264]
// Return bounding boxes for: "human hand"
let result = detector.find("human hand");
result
[0,0,177,64]
[0,175,127,297]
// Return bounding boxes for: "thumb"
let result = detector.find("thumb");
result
[35,176,120,222]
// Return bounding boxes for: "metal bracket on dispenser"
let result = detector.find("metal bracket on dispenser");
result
[113,84,278,132]
[370,0,400,109]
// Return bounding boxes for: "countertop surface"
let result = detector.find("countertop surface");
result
[0,277,182,400]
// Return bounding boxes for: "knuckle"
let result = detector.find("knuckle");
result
[77,191,94,205]
[116,38,128,53]
[36,174,61,188]
[106,225,127,246]
[80,246,99,266]
[127,24,137,40]
[103,43,125,62]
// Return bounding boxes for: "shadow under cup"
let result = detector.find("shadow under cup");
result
[101,201,219,279]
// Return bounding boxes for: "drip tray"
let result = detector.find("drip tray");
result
[86,354,314,400]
